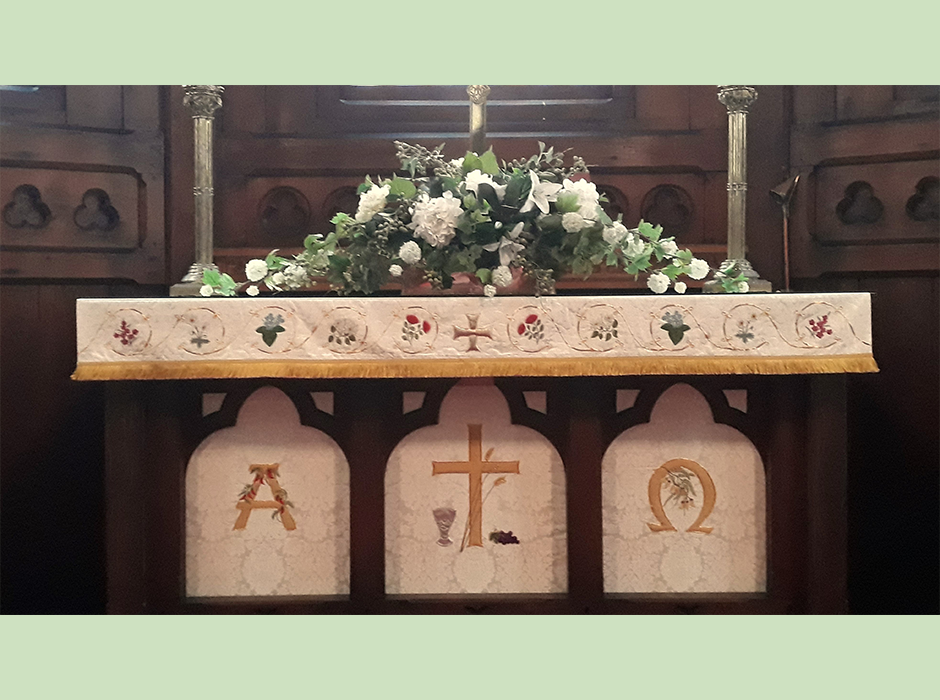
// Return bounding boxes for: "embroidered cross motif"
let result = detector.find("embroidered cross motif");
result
[453,314,492,352]
[432,424,519,548]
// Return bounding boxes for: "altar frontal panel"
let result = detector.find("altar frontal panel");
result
[386,384,567,595]
[603,383,766,593]
[186,386,349,597]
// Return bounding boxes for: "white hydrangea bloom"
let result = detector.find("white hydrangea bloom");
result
[688,258,709,280]
[388,264,403,277]
[463,170,506,200]
[410,191,463,247]
[354,183,390,223]
[646,271,670,294]
[674,281,688,294]
[735,280,750,293]
[246,285,259,297]
[562,212,585,233]
[399,241,422,265]
[661,240,679,257]
[561,178,600,218]
[483,284,497,297]
[245,259,268,282]
[283,263,308,288]
[199,284,213,297]
[492,265,513,288]
[272,272,286,286]
[624,234,646,258]
[603,222,628,246]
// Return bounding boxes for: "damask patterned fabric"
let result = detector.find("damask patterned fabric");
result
[74,293,875,379]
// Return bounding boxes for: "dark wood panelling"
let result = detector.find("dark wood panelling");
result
[0,109,166,282]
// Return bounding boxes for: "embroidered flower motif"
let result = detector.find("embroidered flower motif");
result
[663,466,697,511]
[591,316,619,342]
[256,313,286,347]
[488,529,520,545]
[402,314,432,341]
[190,330,209,348]
[517,313,544,341]
[114,320,139,346]
[328,317,358,347]
[808,314,833,339]
[661,310,691,345]
[735,314,758,344]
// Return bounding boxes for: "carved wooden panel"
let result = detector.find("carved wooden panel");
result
[813,161,940,245]
[0,88,165,282]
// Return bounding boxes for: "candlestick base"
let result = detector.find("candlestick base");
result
[702,258,773,294]
[170,262,219,297]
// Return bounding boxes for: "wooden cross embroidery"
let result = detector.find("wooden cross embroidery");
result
[433,424,519,548]
[233,463,296,531]
[453,314,493,351]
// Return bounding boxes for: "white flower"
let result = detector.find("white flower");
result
[562,212,585,233]
[450,157,464,169]
[463,170,507,200]
[283,263,308,288]
[520,171,562,214]
[483,222,525,266]
[735,280,750,293]
[388,264,403,277]
[399,241,422,265]
[410,191,463,247]
[561,177,600,218]
[199,284,213,297]
[647,271,670,294]
[272,272,286,286]
[354,183,390,223]
[245,259,268,282]
[674,281,688,294]
[492,265,514,288]
[246,285,259,297]
[483,284,497,297]
[603,222,628,246]
[624,233,646,258]
[688,258,710,280]
[661,240,679,257]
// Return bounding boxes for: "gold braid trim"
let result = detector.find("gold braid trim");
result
[73,354,878,381]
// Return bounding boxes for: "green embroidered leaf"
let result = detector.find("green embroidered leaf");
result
[662,323,692,346]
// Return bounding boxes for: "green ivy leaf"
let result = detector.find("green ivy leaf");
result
[475,268,492,284]
[479,149,499,175]
[462,153,483,174]
[388,176,417,199]
[202,269,222,286]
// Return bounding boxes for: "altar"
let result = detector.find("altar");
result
[75,291,875,613]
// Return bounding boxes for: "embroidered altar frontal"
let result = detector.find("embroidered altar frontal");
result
[73,293,876,380]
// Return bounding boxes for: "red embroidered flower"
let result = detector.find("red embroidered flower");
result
[525,314,538,325]
[406,314,419,325]
[422,320,431,333]
[518,324,526,335]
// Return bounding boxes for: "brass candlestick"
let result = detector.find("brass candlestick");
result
[467,85,490,155]
[171,85,224,297]
[704,86,773,293]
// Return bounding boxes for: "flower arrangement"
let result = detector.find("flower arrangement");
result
[201,141,749,297]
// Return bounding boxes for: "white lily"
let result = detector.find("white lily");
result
[520,171,562,214]
[483,222,525,266]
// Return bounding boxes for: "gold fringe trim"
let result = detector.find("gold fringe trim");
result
[72,354,878,381]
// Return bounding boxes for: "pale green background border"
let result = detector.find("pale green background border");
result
[1,0,937,696]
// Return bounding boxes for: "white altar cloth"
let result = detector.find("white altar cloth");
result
[73,293,876,380]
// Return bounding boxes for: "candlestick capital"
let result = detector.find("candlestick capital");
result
[183,85,224,119]
[718,85,758,114]
[466,85,491,105]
